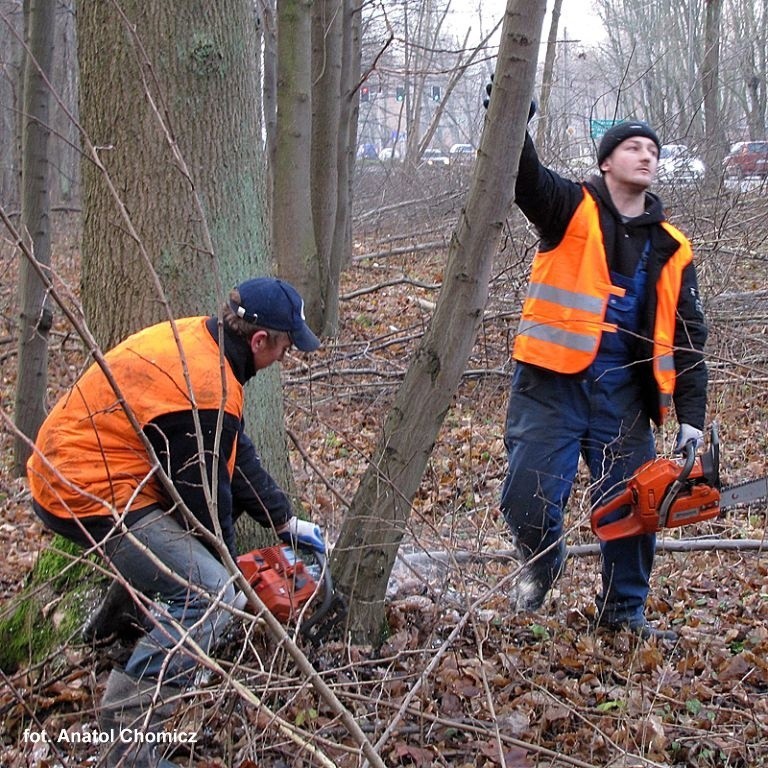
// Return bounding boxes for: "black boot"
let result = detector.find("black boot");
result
[98,669,181,768]
[83,581,151,644]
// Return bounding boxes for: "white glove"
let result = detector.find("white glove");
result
[675,423,704,454]
[279,517,325,554]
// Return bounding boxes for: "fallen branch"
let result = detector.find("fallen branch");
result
[340,276,441,300]
[399,537,768,568]
[352,240,448,262]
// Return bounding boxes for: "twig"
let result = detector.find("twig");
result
[286,427,352,509]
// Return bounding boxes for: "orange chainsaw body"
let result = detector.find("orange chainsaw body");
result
[237,545,318,622]
[591,454,721,541]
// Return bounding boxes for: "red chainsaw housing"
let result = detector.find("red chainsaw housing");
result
[237,545,318,623]
[591,455,721,541]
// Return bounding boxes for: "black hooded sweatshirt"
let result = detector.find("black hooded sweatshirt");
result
[513,132,708,429]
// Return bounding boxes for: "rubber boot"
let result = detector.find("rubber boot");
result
[98,669,181,768]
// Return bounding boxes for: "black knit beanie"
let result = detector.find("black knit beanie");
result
[597,121,661,167]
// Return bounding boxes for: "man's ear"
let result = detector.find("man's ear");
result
[249,330,269,352]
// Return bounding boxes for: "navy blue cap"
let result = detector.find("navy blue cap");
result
[232,277,320,352]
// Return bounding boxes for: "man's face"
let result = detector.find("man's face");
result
[600,136,659,190]
[251,330,293,370]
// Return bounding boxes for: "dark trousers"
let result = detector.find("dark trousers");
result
[500,361,656,624]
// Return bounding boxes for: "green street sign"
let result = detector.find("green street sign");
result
[590,119,621,140]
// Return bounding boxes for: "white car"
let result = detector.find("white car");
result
[378,146,402,161]
[657,144,705,184]
[449,143,475,162]
[421,148,450,167]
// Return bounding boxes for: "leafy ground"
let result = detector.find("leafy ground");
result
[1,173,768,767]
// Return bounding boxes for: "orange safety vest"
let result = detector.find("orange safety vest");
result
[513,189,692,423]
[27,317,244,520]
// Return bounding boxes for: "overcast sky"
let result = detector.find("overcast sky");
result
[446,0,605,47]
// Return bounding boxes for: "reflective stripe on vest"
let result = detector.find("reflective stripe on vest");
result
[654,221,693,421]
[514,190,625,374]
[514,190,693,423]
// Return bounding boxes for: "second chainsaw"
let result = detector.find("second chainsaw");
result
[591,424,768,541]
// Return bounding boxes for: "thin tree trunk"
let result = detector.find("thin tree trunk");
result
[320,0,361,337]
[273,0,322,329]
[535,0,563,158]
[310,0,342,332]
[702,0,724,181]
[331,0,548,644]
[13,0,54,476]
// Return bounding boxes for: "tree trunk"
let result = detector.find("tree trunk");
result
[259,0,277,205]
[331,0,548,644]
[273,0,322,329]
[535,0,563,159]
[702,0,725,181]
[0,1,24,209]
[324,0,361,337]
[50,0,79,205]
[76,1,295,500]
[310,0,342,333]
[13,0,54,476]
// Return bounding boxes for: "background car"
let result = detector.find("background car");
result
[421,148,450,167]
[723,140,768,177]
[378,146,402,161]
[449,143,476,164]
[656,144,705,184]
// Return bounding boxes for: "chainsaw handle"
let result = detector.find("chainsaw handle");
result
[658,440,697,527]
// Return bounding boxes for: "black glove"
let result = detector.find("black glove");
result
[482,75,538,123]
[482,74,494,109]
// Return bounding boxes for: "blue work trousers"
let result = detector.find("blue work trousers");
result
[102,507,244,684]
[500,359,656,624]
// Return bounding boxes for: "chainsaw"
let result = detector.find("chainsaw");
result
[236,543,346,643]
[591,424,768,541]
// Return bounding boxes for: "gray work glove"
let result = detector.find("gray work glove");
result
[279,517,326,554]
[675,423,704,454]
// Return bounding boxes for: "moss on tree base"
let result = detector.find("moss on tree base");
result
[0,535,101,673]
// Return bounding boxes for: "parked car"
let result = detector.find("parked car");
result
[656,144,704,184]
[723,140,768,177]
[421,148,450,167]
[378,146,402,161]
[449,143,476,164]
[357,143,378,160]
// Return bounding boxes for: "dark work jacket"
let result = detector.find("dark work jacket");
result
[34,317,292,559]
[514,133,708,428]
[141,318,292,557]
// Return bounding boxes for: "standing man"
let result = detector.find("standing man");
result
[497,112,708,640]
[28,277,325,767]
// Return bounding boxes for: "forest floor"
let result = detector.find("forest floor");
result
[1,174,768,767]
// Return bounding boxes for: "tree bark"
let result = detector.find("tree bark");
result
[702,0,725,181]
[273,0,322,328]
[13,0,54,476]
[535,0,563,158]
[76,1,295,502]
[310,0,342,333]
[331,0,548,644]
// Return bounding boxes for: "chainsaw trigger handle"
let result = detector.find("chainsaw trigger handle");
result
[658,440,697,527]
